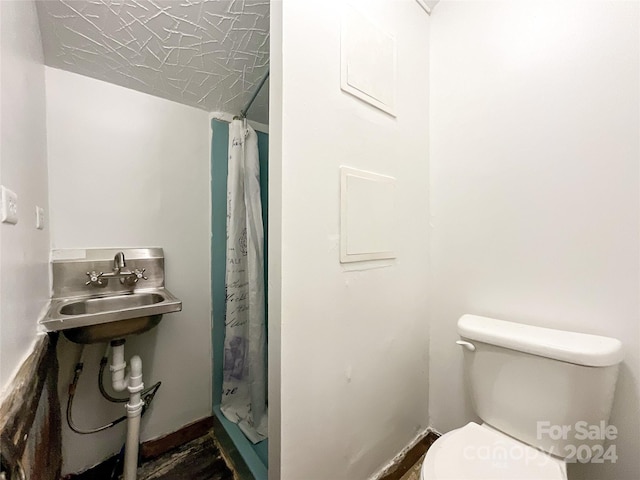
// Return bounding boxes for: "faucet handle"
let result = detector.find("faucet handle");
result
[132,268,148,281]
[86,271,107,287]
[121,268,147,286]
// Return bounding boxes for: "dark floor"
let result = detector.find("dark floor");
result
[68,432,234,480]
[133,433,233,480]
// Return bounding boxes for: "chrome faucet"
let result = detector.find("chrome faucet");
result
[114,251,126,272]
[86,252,148,287]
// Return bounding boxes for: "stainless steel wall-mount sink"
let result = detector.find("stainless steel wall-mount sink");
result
[59,292,165,316]
[40,248,182,344]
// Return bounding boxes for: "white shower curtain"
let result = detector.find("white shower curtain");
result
[220,119,267,444]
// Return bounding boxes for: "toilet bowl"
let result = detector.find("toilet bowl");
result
[420,422,567,480]
[420,315,623,480]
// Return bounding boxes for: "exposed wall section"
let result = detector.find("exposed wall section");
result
[45,67,211,475]
[273,1,430,478]
[0,0,51,391]
[429,2,639,480]
[0,334,61,480]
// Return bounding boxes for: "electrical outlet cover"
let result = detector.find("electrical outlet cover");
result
[1,186,18,225]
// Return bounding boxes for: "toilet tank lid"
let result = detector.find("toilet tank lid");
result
[458,315,623,367]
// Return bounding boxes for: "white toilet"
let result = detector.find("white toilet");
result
[421,314,623,480]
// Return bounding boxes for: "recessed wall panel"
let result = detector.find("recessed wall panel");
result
[340,166,397,263]
[341,7,397,116]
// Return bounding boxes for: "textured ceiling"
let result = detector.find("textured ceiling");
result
[36,0,270,123]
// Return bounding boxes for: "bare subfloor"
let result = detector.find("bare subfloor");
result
[399,453,425,480]
[69,431,235,480]
[130,432,233,480]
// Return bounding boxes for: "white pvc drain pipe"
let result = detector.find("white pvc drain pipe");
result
[110,340,144,480]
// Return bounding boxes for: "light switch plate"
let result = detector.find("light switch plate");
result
[1,186,18,224]
[36,206,45,230]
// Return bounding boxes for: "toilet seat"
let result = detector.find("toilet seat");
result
[421,422,567,480]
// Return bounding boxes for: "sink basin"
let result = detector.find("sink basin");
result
[41,288,182,344]
[63,313,163,344]
[60,292,165,316]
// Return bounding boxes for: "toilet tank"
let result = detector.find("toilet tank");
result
[458,315,623,459]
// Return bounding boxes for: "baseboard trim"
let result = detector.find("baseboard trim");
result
[141,416,214,460]
[377,430,441,480]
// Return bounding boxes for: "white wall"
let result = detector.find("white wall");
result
[272,1,430,478]
[0,0,50,391]
[429,2,640,479]
[45,67,211,474]
[267,0,283,477]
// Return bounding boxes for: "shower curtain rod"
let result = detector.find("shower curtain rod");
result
[239,68,270,118]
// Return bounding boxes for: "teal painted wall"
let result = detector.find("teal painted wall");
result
[210,118,269,407]
[211,119,228,406]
